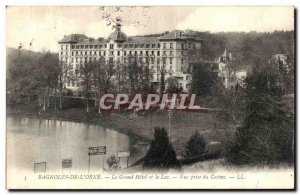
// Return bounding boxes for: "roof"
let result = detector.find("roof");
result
[58,34,88,43]
[222,48,227,57]
[159,30,184,40]
[159,30,203,42]
[124,36,159,44]
[74,38,106,45]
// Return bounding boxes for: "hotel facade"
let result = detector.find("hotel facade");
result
[58,24,202,93]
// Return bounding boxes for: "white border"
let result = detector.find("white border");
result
[1,0,298,194]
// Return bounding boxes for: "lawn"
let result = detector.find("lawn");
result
[7,101,234,159]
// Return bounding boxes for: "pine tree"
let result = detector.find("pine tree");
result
[143,127,180,169]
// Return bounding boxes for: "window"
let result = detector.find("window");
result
[135,44,138,48]
[157,51,160,56]
[162,57,166,65]
[129,51,132,55]
[158,44,160,48]
[181,43,184,49]
[124,44,128,48]
[118,44,123,48]
[157,58,160,64]
[140,44,144,48]
[81,45,84,49]
[135,51,138,55]
[117,51,120,56]
[152,44,156,48]
[95,45,98,49]
[110,51,114,55]
[146,51,149,55]
[170,57,173,64]
[104,51,106,55]
[170,51,173,55]
[181,58,184,64]
[151,51,154,55]
[90,45,93,49]
[163,51,166,55]
[170,43,173,49]
[163,43,166,49]
[124,51,127,56]
[140,51,143,55]
[85,45,88,49]
[61,45,63,50]
[146,44,150,48]
[181,51,184,55]
[66,45,68,50]
[110,44,114,49]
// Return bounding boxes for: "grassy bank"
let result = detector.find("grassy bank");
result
[7,101,232,158]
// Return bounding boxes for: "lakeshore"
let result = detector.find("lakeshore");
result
[6,101,229,159]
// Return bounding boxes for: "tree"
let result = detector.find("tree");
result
[78,59,95,112]
[93,57,116,112]
[127,55,153,95]
[184,131,206,158]
[158,58,167,94]
[227,65,294,164]
[191,62,216,97]
[166,77,182,94]
[37,52,59,110]
[56,60,73,109]
[143,127,180,169]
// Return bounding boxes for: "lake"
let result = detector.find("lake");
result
[7,116,133,175]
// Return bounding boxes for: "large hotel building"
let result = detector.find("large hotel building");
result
[58,24,202,92]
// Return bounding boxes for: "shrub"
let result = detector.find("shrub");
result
[106,155,120,171]
[143,127,180,169]
[184,131,206,159]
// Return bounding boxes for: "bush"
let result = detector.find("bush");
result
[63,90,85,109]
[184,131,206,158]
[106,155,120,171]
[143,127,180,169]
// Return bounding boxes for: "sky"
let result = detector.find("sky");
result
[6,6,294,52]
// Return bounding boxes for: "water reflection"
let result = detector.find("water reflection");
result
[7,116,131,174]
